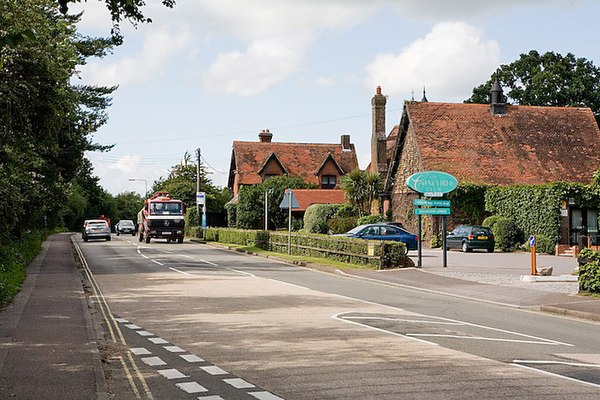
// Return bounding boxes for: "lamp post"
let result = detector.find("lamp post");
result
[128,178,148,198]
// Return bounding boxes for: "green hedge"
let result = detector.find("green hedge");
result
[577,249,600,293]
[204,227,409,269]
[303,204,343,234]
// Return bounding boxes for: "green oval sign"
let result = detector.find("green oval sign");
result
[405,171,458,196]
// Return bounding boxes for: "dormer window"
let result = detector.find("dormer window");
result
[321,175,337,189]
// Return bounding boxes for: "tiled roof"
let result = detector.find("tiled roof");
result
[291,189,348,211]
[231,141,359,186]
[395,101,600,185]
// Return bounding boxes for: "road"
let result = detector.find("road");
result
[75,235,600,399]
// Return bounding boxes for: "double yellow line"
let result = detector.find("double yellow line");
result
[72,237,153,399]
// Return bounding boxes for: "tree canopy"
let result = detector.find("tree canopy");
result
[1,0,116,239]
[466,50,600,123]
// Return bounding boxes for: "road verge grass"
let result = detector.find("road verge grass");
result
[0,231,50,307]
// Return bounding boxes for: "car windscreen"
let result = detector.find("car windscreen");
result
[347,225,367,235]
[120,221,134,226]
[472,227,491,235]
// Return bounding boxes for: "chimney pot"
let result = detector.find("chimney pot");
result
[259,129,273,143]
[341,134,351,150]
[376,86,382,95]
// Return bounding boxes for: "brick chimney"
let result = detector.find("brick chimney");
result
[371,86,388,176]
[341,134,351,151]
[258,129,273,142]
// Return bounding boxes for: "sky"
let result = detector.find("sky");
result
[71,0,599,196]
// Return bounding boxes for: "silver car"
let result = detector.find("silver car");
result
[82,219,111,242]
[116,219,136,236]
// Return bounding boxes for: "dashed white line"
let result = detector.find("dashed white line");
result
[512,363,600,389]
[513,359,600,368]
[250,392,285,400]
[180,354,204,363]
[141,357,167,367]
[124,324,141,330]
[175,381,208,394]
[196,395,225,400]
[148,337,169,344]
[406,334,563,345]
[169,267,193,276]
[114,318,129,323]
[164,345,185,353]
[200,259,219,266]
[223,378,255,389]
[136,330,153,337]
[130,347,152,355]
[200,366,228,375]
[151,259,164,266]
[158,369,188,379]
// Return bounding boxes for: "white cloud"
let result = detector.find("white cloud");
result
[80,28,192,86]
[365,22,500,101]
[316,77,336,88]
[388,0,550,19]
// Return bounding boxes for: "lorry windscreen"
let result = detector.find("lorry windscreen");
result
[149,202,183,215]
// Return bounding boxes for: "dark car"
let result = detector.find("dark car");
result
[337,223,418,253]
[446,225,495,253]
[115,220,136,236]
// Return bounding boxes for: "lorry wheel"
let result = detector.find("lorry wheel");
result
[145,235,151,244]
[177,237,183,244]
[83,238,88,242]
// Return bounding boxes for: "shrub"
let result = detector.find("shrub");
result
[482,215,503,230]
[493,218,522,252]
[579,260,600,293]
[335,203,358,218]
[303,204,342,234]
[327,216,357,234]
[357,214,386,225]
[525,233,555,254]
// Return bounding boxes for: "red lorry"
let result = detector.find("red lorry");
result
[137,192,185,243]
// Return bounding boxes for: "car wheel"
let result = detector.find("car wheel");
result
[116,231,120,236]
[83,237,88,242]
[106,236,111,241]
[177,237,183,244]
[132,232,135,236]
[145,235,151,244]
[462,242,470,253]
[487,248,494,253]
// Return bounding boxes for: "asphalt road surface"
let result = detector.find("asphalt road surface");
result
[75,235,600,399]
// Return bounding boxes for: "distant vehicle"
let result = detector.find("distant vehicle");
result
[115,220,136,236]
[82,219,111,242]
[446,225,495,253]
[335,223,418,254]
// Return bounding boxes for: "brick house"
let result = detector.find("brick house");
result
[370,83,600,246]
[227,130,358,215]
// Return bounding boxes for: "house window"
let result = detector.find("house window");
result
[321,175,337,189]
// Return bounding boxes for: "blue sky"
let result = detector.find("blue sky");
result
[72,0,598,196]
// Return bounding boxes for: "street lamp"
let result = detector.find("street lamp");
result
[128,178,148,198]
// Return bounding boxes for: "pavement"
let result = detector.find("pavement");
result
[1,234,599,399]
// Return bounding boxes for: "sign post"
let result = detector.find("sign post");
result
[530,235,537,275]
[196,192,206,237]
[279,189,300,255]
[407,171,458,268]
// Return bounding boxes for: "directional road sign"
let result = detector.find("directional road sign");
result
[414,207,451,216]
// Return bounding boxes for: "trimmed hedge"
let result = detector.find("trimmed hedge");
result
[204,227,410,269]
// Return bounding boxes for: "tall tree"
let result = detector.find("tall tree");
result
[466,50,600,123]
[341,169,382,217]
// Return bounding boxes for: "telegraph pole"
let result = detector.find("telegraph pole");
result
[196,148,201,237]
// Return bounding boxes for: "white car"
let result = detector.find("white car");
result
[82,219,111,242]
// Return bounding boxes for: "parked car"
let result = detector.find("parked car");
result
[446,225,494,253]
[115,220,136,236]
[82,219,111,242]
[336,223,418,253]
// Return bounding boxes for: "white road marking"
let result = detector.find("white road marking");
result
[124,324,141,330]
[513,363,600,389]
[148,337,169,344]
[180,354,205,363]
[406,334,563,345]
[196,395,225,400]
[164,345,185,353]
[158,369,188,379]
[200,259,218,266]
[136,330,153,337]
[151,259,164,266]
[114,318,129,323]
[130,348,152,355]
[200,366,228,375]
[175,381,208,393]
[169,267,193,276]
[250,392,285,400]
[223,378,255,389]
[141,357,167,366]
[347,316,462,325]
[513,359,600,368]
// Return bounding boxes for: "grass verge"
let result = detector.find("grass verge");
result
[0,230,49,307]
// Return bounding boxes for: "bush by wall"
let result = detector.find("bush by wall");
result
[493,218,522,252]
[579,249,600,293]
[303,204,342,234]
[482,215,503,230]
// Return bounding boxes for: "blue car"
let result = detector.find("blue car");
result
[337,223,418,253]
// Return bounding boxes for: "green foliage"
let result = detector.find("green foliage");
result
[304,204,342,234]
[0,231,45,306]
[327,216,357,234]
[532,234,555,255]
[482,215,503,229]
[579,260,600,293]
[579,248,600,263]
[334,203,359,218]
[466,50,600,124]
[341,169,382,217]
[357,214,386,225]
[205,228,409,269]
[448,183,490,225]
[493,218,522,252]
